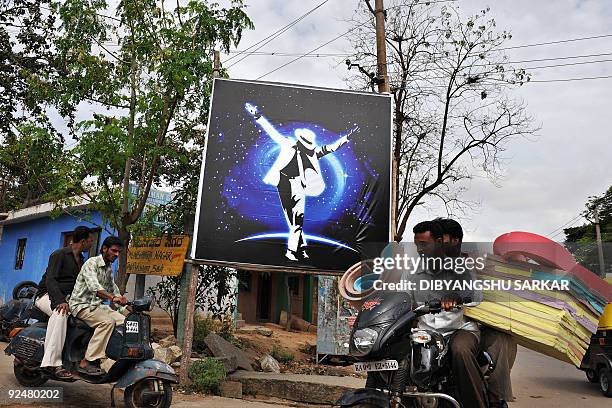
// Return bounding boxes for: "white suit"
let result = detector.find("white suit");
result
[248,106,349,257]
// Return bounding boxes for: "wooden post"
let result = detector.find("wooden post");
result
[179,262,199,385]
[134,274,145,298]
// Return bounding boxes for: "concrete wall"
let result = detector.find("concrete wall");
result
[0,212,113,303]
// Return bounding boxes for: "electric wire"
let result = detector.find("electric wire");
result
[224,0,331,68]
[547,214,584,237]
[255,24,364,80]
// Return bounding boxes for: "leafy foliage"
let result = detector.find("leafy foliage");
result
[34,0,253,290]
[192,314,235,354]
[146,265,237,336]
[0,122,64,211]
[0,0,58,137]
[564,186,612,275]
[187,357,227,395]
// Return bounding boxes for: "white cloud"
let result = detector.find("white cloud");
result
[226,0,611,241]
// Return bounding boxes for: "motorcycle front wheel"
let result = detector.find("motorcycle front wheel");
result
[124,379,173,408]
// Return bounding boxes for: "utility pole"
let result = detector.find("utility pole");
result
[213,49,221,78]
[372,0,397,241]
[374,0,389,93]
[594,207,606,278]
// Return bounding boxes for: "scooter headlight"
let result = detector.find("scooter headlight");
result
[352,328,378,356]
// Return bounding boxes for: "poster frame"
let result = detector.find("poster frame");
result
[190,78,393,274]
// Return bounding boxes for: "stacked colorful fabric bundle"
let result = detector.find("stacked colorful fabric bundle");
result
[464,232,612,367]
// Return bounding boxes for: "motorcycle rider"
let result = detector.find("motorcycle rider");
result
[434,218,517,407]
[69,236,128,376]
[34,226,94,380]
[412,220,488,408]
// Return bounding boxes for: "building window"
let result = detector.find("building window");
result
[15,238,26,270]
[63,231,74,247]
[63,228,101,257]
[238,271,251,292]
[288,276,300,296]
[89,229,101,256]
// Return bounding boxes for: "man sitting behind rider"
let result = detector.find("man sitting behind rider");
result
[35,226,93,380]
[69,236,128,376]
[434,217,516,407]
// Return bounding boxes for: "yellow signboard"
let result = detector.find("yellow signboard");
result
[127,235,190,276]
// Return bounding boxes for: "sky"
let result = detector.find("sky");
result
[222,0,612,241]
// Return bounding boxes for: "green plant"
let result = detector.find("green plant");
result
[192,315,236,354]
[187,358,227,395]
[270,345,294,364]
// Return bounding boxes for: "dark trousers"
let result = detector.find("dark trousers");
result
[277,176,305,253]
[481,327,517,402]
[449,330,488,408]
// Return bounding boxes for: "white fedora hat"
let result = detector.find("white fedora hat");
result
[295,128,317,150]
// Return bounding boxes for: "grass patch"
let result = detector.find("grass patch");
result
[270,344,294,364]
[187,357,227,395]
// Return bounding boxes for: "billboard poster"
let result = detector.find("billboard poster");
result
[192,78,391,272]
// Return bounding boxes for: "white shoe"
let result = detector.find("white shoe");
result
[285,250,299,261]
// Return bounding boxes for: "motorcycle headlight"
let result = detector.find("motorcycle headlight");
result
[411,330,432,344]
[352,328,378,356]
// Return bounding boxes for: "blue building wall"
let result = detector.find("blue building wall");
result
[0,211,115,303]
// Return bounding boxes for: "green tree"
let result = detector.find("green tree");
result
[564,186,612,276]
[43,0,252,291]
[0,122,64,211]
[0,0,58,137]
[347,1,537,240]
[0,1,66,212]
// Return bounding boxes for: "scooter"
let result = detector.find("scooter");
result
[337,292,496,408]
[4,296,178,408]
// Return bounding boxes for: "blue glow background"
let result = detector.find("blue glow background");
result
[221,120,373,232]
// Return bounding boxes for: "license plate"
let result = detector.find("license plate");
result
[354,359,399,372]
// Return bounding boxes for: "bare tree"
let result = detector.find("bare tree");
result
[346,0,538,240]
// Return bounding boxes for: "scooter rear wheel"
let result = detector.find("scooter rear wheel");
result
[13,361,48,387]
[124,379,173,408]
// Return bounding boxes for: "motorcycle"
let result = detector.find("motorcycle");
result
[4,296,178,408]
[0,281,38,341]
[336,292,496,408]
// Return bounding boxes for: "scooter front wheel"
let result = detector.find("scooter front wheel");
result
[124,378,173,408]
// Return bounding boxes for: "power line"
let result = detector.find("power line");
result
[498,33,612,51]
[255,25,363,80]
[225,0,331,68]
[529,73,612,83]
[547,214,584,237]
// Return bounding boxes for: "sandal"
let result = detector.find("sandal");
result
[53,367,73,380]
[77,363,105,376]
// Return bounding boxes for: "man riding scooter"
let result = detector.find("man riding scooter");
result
[69,236,128,376]
[34,226,94,380]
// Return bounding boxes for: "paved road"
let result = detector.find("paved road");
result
[0,343,294,408]
[0,342,609,407]
[510,346,608,408]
